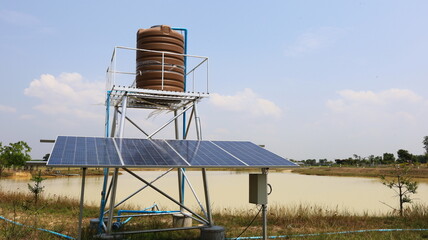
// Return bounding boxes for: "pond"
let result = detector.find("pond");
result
[1,170,427,215]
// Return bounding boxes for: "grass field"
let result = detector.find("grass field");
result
[291,165,428,179]
[0,190,427,240]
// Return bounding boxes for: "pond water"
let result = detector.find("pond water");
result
[1,170,427,215]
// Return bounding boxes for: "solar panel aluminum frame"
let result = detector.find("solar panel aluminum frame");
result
[47,136,298,168]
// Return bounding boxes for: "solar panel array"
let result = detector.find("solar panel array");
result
[47,136,297,168]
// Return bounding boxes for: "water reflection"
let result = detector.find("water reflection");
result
[1,170,427,215]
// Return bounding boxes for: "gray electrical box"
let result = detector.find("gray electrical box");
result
[249,174,267,204]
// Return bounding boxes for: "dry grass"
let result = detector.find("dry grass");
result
[0,191,427,239]
[215,204,428,239]
[292,166,428,179]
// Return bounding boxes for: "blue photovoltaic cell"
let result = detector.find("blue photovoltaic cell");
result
[48,136,122,167]
[211,141,296,167]
[47,136,297,168]
[166,140,246,166]
[115,138,188,167]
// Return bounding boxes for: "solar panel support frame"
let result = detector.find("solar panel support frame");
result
[97,85,214,237]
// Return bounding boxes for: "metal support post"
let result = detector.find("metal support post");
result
[105,91,111,137]
[183,107,195,139]
[98,169,109,232]
[98,91,115,233]
[178,168,184,211]
[107,168,119,234]
[193,102,202,139]
[111,107,118,137]
[262,168,268,240]
[202,168,213,226]
[174,110,180,140]
[119,94,128,138]
[194,100,211,225]
[78,168,87,240]
[175,110,185,211]
[262,204,267,240]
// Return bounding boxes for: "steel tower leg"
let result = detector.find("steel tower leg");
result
[98,93,117,233]
[106,94,127,234]
[118,94,128,138]
[175,110,185,211]
[107,168,119,233]
[202,168,213,226]
[194,101,212,226]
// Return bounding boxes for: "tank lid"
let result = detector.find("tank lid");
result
[149,25,172,34]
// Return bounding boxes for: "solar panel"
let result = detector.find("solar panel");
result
[211,141,296,167]
[47,136,297,168]
[48,136,122,167]
[115,138,188,167]
[165,140,246,167]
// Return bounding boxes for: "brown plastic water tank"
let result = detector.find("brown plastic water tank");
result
[136,25,185,92]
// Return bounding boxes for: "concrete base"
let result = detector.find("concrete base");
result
[200,226,225,240]
[172,212,193,227]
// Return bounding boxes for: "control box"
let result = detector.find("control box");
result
[249,174,267,204]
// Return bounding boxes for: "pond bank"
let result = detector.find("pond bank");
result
[292,166,428,179]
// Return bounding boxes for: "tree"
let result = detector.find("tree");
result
[382,153,395,164]
[397,149,412,164]
[381,166,418,216]
[423,136,428,155]
[0,141,32,177]
[302,159,316,166]
[28,170,45,205]
[412,154,428,164]
[319,159,328,166]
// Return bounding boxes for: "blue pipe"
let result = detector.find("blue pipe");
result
[171,27,187,91]
[116,204,178,223]
[0,215,75,239]
[114,204,180,230]
[118,210,180,215]
[227,228,428,239]
[172,27,188,205]
[117,210,180,219]
[98,168,109,233]
[98,91,112,233]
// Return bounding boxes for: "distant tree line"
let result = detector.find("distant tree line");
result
[297,136,428,166]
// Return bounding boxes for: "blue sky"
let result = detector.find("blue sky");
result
[1,1,427,160]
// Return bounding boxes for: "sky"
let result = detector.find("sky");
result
[1,1,427,161]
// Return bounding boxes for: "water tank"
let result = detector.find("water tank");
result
[136,25,185,92]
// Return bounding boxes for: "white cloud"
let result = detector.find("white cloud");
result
[0,105,16,113]
[0,10,40,26]
[327,89,425,114]
[324,88,428,134]
[24,73,105,121]
[285,27,343,57]
[209,88,282,119]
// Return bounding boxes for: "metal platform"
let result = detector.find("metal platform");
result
[108,85,208,110]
